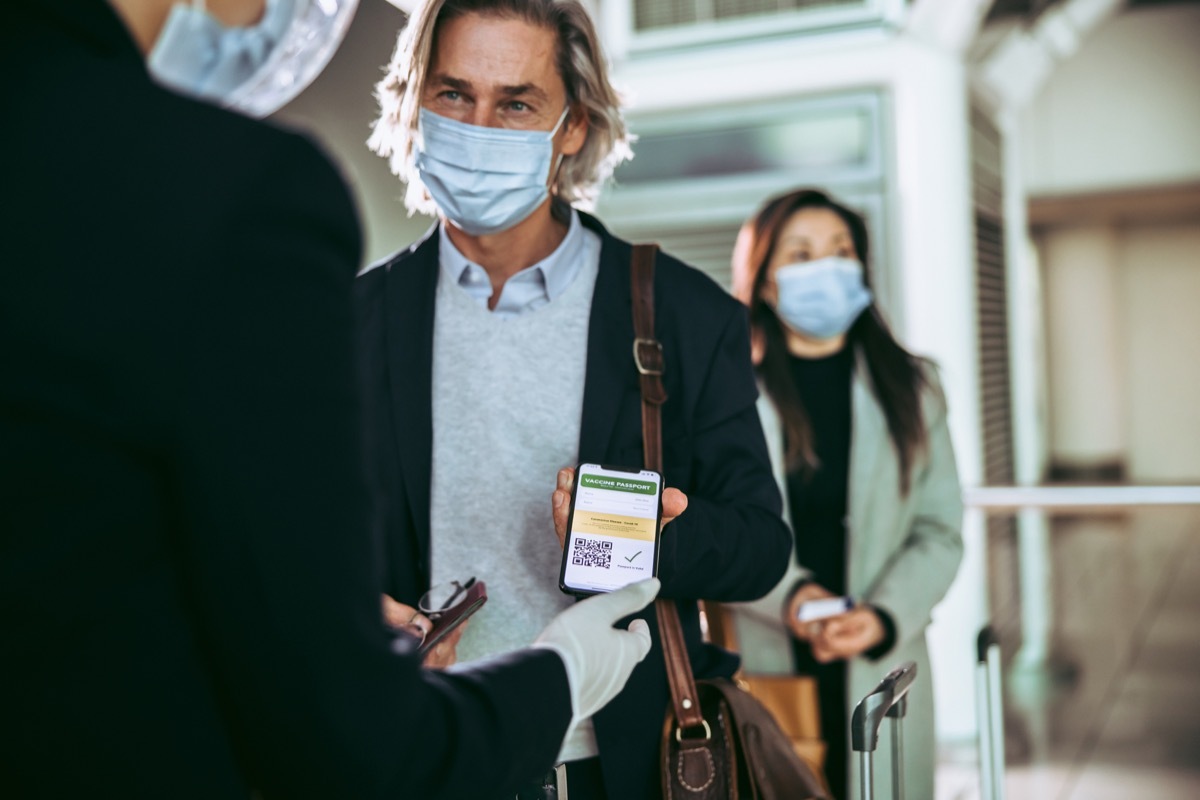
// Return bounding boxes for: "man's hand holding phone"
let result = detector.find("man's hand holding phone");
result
[555,464,670,596]
[552,466,688,548]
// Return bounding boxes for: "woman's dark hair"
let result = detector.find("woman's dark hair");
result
[732,188,928,494]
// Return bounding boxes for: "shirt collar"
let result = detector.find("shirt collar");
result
[437,209,585,306]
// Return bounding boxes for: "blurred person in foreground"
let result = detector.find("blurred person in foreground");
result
[727,188,964,800]
[359,0,792,796]
[0,1,659,797]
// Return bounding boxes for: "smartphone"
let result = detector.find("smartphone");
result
[417,580,487,655]
[559,463,663,596]
[796,596,854,623]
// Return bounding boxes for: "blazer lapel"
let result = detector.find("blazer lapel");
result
[577,213,637,462]
[384,228,439,568]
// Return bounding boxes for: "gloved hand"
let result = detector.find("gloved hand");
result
[533,578,659,721]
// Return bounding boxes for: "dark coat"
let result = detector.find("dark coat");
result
[355,212,793,798]
[0,3,571,798]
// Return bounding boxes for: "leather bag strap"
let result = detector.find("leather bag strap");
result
[629,244,706,734]
[631,244,667,465]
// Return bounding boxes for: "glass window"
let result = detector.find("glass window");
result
[614,93,882,187]
[634,0,867,32]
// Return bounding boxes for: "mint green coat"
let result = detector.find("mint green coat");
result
[728,354,964,800]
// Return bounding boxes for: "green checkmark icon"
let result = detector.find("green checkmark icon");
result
[625,551,642,563]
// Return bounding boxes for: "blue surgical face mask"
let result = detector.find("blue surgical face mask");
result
[147,0,299,112]
[415,107,569,236]
[772,256,873,340]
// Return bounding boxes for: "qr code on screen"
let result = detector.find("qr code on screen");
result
[571,538,613,569]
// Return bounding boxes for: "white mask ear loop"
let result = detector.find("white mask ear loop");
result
[548,105,571,139]
[547,106,572,189]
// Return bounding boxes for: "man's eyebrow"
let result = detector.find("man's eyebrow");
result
[498,83,549,101]
[428,74,472,92]
[426,75,550,103]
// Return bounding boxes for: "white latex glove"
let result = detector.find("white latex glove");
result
[533,578,659,721]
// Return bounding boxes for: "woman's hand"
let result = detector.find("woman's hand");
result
[784,581,836,641]
[381,594,466,669]
[810,607,886,663]
[551,467,688,548]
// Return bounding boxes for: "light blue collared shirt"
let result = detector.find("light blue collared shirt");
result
[438,210,588,320]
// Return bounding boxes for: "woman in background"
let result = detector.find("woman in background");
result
[728,188,964,800]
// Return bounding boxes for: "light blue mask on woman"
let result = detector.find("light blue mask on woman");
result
[148,0,296,107]
[772,256,873,340]
[415,107,569,236]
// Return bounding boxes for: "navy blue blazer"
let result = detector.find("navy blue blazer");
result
[355,211,792,799]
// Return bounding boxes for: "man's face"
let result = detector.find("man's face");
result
[422,12,586,152]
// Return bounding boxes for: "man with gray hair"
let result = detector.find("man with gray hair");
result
[357,0,792,796]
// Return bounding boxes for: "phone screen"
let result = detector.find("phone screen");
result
[559,463,663,595]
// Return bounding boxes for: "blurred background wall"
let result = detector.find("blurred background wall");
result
[1022,3,1200,483]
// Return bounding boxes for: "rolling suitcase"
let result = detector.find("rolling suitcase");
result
[975,626,1006,800]
[851,661,917,800]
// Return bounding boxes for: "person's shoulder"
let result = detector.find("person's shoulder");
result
[359,225,438,278]
[233,117,352,212]
[157,79,300,144]
[354,224,439,309]
[144,83,353,212]
[149,97,364,289]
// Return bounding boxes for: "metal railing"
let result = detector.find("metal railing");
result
[963,484,1200,510]
[961,484,1200,670]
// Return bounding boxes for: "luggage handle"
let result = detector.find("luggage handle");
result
[852,661,917,800]
[975,625,1006,800]
[977,625,1000,663]
[851,661,917,754]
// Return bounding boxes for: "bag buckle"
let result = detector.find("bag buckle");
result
[633,338,664,376]
[674,719,712,743]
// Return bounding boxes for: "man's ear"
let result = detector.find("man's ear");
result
[560,106,589,157]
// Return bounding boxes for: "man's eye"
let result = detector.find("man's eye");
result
[507,101,529,112]
[441,91,461,102]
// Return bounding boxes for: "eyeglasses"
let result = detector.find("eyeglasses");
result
[418,576,478,621]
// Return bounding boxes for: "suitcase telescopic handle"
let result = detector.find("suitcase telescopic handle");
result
[851,661,918,753]
[853,661,918,800]
[975,624,1006,800]
[977,625,1000,664]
